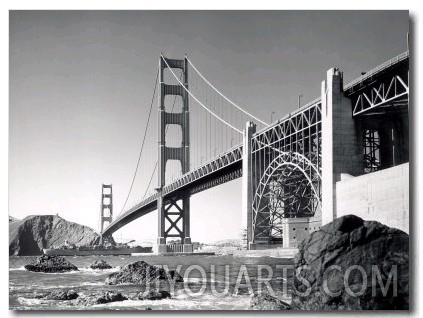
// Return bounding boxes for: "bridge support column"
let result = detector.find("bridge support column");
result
[156,188,167,253]
[321,68,363,225]
[156,56,193,254]
[182,195,193,252]
[242,121,256,250]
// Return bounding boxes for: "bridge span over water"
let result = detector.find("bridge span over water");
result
[102,51,409,252]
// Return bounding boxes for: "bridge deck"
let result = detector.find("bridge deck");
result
[102,145,243,236]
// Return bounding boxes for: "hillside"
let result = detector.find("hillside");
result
[9,214,105,256]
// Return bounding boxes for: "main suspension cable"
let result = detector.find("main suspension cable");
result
[186,56,268,125]
[141,69,184,201]
[161,54,242,134]
[118,67,159,216]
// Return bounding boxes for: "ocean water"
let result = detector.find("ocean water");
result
[9,254,294,310]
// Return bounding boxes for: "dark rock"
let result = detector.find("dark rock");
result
[138,290,171,300]
[95,291,127,304]
[90,259,112,270]
[145,307,153,310]
[105,261,183,285]
[9,214,114,256]
[24,254,78,273]
[75,291,127,306]
[250,293,291,310]
[168,269,184,282]
[292,215,409,310]
[44,290,79,300]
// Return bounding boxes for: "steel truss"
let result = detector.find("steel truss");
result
[363,129,381,173]
[251,101,322,243]
[163,197,185,238]
[348,59,409,117]
[189,168,242,195]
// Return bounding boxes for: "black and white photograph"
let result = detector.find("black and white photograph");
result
[8,9,413,312]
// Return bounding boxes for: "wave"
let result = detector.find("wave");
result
[10,266,120,275]
[78,267,121,274]
[184,277,210,284]
[9,266,26,271]
[17,296,44,306]
[80,282,104,286]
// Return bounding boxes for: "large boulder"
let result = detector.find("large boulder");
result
[90,259,112,270]
[9,214,114,256]
[249,293,291,310]
[24,254,78,273]
[292,215,409,310]
[105,261,183,285]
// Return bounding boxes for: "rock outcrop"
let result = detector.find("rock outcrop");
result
[138,290,172,300]
[24,255,78,273]
[105,261,183,285]
[44,290,79,300]
[9,214,113,256]
[90,260,112,270]
[75,291,127,306]
[249,293,291,310]
[292,215,409,310]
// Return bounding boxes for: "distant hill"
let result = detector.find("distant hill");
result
[9,215,109,256]
[9,215,19,223]
[210,239,241,247]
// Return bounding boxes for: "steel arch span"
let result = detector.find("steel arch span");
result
[251,151,322,243]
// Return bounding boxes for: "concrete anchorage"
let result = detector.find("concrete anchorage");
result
[321,68,363,225]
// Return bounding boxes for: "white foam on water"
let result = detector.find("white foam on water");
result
[183,276,221,284]
[80,281,104,286]
[17,296,43,306]
[91,299,145,309]
[9,266,26,271]
[78,267,121,274]
[22,270,80,275]
[28,284,80,290]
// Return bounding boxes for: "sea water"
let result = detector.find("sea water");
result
[9,254,294,310]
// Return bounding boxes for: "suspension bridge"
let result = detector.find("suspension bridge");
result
[99,51,409,252]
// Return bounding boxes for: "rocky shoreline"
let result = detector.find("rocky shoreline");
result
[20,215,409,310]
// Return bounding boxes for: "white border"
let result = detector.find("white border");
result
[3,2,420,318]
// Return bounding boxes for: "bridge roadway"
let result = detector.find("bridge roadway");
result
[102,144,243,237]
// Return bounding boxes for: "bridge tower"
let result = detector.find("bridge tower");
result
[157,56,192,253]
[100,184,113,244]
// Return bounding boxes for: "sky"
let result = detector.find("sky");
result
[9,10,409,243]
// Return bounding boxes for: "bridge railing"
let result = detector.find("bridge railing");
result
[254,97,322,137]
[344,50,409,92]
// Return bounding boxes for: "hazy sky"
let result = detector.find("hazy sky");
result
[9,10,409,243]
